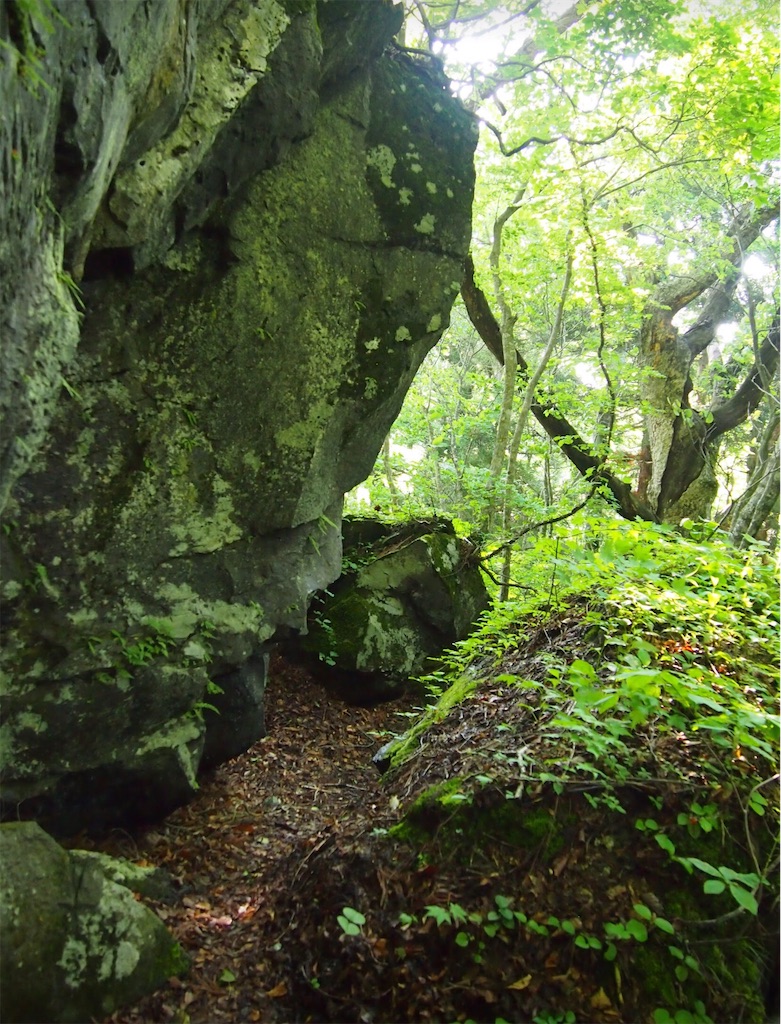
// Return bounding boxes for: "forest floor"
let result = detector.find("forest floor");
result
[100,654,414,1024]
[95,632,777,1024]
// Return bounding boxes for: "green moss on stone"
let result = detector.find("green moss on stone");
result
[632,944,682,1010]
[389,776,567,866]
[381,674,478,770]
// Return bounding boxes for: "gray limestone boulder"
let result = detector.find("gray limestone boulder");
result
[0,1,476,832]
[0,821,186,1023]
[200,653,269,770]
[302,518,490,701]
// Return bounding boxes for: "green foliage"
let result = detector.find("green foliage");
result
[111,629,170,667]
[56,269,85,317]
[420,516,778,794]
[308,513,338,555]
[653,1002,713,1024]
[678,858,762,915]
[375,0,779,546]
[399,512,778,1017]
[407,889,691,980]
[337,906,366,936]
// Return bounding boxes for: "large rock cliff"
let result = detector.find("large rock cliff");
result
[0,0,477,833]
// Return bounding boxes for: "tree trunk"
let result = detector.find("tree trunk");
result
[729,409,780,547]
[381,435,399,504]
[638,304,779,523]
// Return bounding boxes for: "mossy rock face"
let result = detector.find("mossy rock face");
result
[0,822,186,1023]
[0,3,476,831]
[390,776,568,862]
[302,518,489,701]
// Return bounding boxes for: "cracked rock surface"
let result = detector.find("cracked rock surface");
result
[0,0,476,833]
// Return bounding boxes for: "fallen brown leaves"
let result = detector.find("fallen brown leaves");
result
[100,656,411,1024]
[96,630,773,1024]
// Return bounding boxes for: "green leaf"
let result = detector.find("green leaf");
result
[569,659,598,682]
[341,907,366,926]
[749,792,768,816]
[626,919,648,942]
[655,917,675,934]
[219,968,236,984]
[424,905,452,927]
[633,903,653,920]
[673,1010,695,1024]
[719,866,760,887]
[604,922,626,938]
[687,858,723,878]
[655,833,676,856]
[728,885,758,915]
[456,931,470,947]
[703,879,726,895]
[337,917,361,936]
[450,903,469,925]
[653,1010,675,1024]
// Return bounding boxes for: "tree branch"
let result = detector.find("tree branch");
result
[461,255,657,523]
[465,0,593,112]
[482,120,626,158]
[707,311,780,440]
[679,269,741,357]
[654,204,779,316]
[462,254,503,362]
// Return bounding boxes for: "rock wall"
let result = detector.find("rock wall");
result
[0,0,477,832]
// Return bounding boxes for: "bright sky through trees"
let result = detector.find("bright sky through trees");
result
[355,0,779,571]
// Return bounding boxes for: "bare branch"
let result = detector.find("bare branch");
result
[655,204,779,316]
[480,485,599,562]
[482,120,626,158]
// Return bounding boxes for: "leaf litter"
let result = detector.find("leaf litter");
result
[95,621,777,1024]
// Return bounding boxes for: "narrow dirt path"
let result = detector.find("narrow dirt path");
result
[103,655,411,1024]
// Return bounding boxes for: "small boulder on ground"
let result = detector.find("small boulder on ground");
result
[0,821,186,1024]
[301,516,490,701]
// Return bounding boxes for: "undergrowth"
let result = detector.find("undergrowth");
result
[420,516,778,787]
[372,516,780,1023]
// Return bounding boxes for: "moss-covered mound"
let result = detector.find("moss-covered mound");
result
[261,520,779,1024]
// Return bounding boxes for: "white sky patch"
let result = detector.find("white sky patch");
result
[715,322,739,345]
[350,443,426,505]
[393,442,426,464]
[742,252,773,282]
[667,248,694,270]
[447,23,525,68]
[575,361,600,388]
